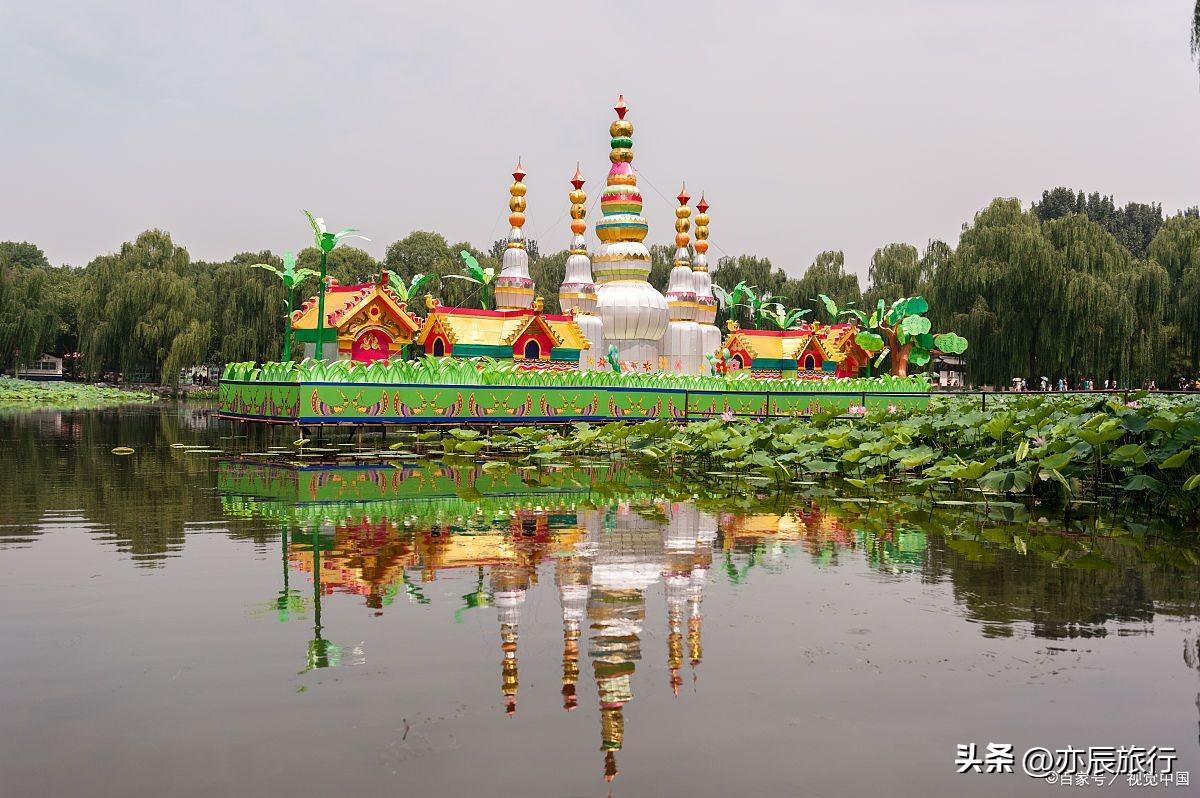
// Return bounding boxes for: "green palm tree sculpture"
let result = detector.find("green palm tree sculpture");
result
[383,270,437,304]
[303,211,369,360]
[252,252,318,362]
[445,251,496,309]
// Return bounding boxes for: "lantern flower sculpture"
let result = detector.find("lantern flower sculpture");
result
[252,251,318,363]
[303,210,369,360]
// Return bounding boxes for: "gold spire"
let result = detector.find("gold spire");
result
[693,193,710,269]
[508,158,527,250]
[675,183,692,254]
[501,622,519,716]
[569,164,587,252]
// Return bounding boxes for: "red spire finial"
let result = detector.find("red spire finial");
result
[614,94,628,120]
[570,162,585,190]
[696,193,709,214]
[512,158,526,183]
[677,182,691,207]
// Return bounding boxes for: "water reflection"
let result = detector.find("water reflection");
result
[222,461,720,781]
[4,408,1200,792]
[218,457,1200,782]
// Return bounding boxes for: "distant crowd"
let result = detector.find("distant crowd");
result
[1005,376,1200,392]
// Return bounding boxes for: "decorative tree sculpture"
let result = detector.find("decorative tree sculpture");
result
[252,252,318,363]
[303,211,369,360]
[821,293,968,377]
[445,250,496,309]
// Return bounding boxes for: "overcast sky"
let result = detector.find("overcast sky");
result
[4,1,1200,278]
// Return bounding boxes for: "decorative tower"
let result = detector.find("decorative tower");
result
[556,548,592,711]
[490,564,530,716]
[587,501,666,782]
[663,502,699,695]
[687,510,717,677]
[692,194,722,363]
[495,160,535,311]
[593,95,669,370]
[560,166,605,369]
[663,185,702,374]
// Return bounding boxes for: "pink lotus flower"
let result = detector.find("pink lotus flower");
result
[720,410,735,422]
[1125,401,1140,409]
[847,404,867,417]
[887,403,899,414]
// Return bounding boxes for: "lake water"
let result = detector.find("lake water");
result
[2,405,1198,797]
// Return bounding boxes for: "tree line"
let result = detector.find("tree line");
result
[2,187,1199,386]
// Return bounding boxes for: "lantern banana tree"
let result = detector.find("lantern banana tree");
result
[303,211,369,360]
[444,250,496,309]
[252,252,318,362]
[761,305,811,330]
[382,270,437,304]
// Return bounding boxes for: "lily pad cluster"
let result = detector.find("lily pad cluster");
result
[467,392,1200,525]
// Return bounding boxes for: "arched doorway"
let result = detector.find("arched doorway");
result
[803,354,817,371]
[431,337,446,357]
[351,329,393,362]
[523,339,541,360]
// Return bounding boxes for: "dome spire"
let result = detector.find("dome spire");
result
[692,192,720,363]
[495,159,534,310]
[592,94,669,369]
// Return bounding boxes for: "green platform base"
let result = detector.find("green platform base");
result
[218,380,930,426]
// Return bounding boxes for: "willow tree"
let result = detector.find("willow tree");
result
[793,250,861,321]
[0,243,62,373]
[78,230,209,383]
[1150,215,1200,371]
[935,199,1170,387]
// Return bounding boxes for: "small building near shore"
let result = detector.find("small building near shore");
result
[16,353,64,381]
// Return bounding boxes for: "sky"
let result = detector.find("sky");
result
[4,1,1200,279]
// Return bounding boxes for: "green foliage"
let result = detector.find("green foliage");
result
[0,376,154,409]
[465,393,1200,524]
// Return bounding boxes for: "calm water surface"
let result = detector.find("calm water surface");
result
[2,405,1199,797]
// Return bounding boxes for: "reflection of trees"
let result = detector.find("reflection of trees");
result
[786,499,1200,640]
[0,407,273,561]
